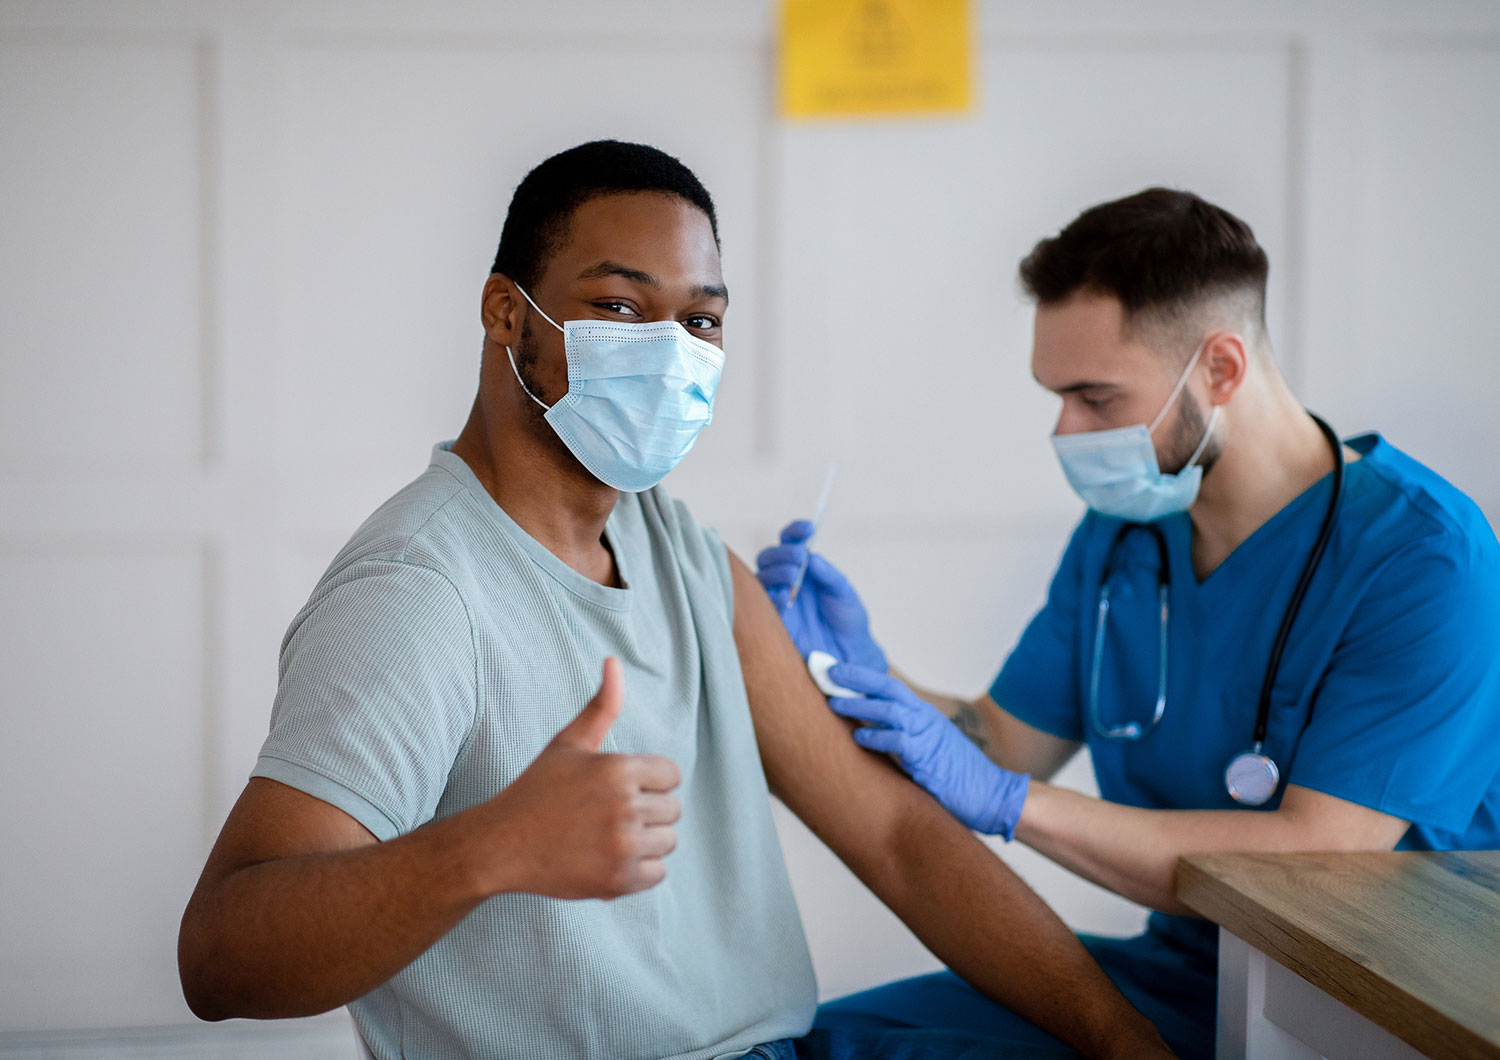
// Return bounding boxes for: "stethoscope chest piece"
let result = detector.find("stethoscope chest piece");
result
[1224,749,1280,806]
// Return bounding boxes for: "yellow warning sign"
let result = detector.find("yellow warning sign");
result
[780,0,974,118]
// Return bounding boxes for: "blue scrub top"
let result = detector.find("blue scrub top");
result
[992,433,1500,953]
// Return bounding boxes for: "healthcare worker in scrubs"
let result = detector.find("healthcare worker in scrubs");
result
[757,188,1500,1060]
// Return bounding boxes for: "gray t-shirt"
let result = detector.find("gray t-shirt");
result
[253,443,816,1060]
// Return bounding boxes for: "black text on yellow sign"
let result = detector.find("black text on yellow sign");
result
[780,0,974,119]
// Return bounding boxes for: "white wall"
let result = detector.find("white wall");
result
[2,0,1497,1053]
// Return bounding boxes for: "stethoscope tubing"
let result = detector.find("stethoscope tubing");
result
[1088,413,1346,801]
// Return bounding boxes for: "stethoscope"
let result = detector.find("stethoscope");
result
[1087,414,1346,806]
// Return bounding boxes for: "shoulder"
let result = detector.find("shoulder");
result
[1346,434,1500,583]
[323,460,474,572]
[1325,437,1500,652]
[311,445,532,610]
[281,556,475,673]
[281,456,488,661]
[1350,434,1495,546]
[632,485,733,605]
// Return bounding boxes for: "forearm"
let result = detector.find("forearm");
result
[844,793,1171,1059]
[1015,783,1207,913]
[892,670,1004,762]
[179,806,494,1019]
[1014,782,1406,915]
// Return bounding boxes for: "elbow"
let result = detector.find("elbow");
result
[177,909,236,1022]
[177,945,225,1022]
[182,990,231,1024]
[1152,887,1197,918]
[179,967,229,1023]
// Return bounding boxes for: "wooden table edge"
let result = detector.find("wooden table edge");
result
[1175,853,1500,1060]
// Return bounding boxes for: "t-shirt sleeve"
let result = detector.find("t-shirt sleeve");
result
[1289,529,1500,833]
[251,559,479,841]
[989,517,1092,742]
[662,491,735,618]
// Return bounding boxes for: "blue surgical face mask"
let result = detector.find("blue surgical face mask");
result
[1050,340,1220,522]
[506,284,724,493]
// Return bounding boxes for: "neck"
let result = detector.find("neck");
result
[1188,377,1337,579]
[450,383,622,588]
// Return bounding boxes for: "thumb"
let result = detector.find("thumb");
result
[779,518,815,546]
[554,656,624,751]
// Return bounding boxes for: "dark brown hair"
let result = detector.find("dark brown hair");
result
[1019,188,1268,335]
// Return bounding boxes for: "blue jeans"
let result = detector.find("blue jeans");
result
[808,931,1218,1060]
[750,1025,1074,1059]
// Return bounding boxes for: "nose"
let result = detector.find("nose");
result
[1052,403,1090,437]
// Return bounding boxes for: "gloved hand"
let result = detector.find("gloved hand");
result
[827,662,1029,839]
[755,519,887,673]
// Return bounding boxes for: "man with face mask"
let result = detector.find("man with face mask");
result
[176,142,1178,1060]
[756,188,1500,1060]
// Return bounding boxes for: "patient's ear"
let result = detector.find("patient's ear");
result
[481,274,522,344]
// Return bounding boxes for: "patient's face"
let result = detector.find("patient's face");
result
[514,191,728,407]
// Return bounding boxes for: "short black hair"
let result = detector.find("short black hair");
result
[490,140,719,289]
[1018,187,1268,338]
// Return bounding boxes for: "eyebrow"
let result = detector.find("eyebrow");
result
[578,260,660,287]
[577,260,729,303]
[1036,376,1123,394]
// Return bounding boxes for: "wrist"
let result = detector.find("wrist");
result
[1010,777,1058,846]
[1057,971,1171,1059]
[975,766,1029,840]
[1088,1016,1173,1060]
[432,798,531,901]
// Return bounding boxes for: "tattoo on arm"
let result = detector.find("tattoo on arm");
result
[952,702,989,752]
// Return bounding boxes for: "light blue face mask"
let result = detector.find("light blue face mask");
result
[506,284,724,493]
[1050,340,1220,522]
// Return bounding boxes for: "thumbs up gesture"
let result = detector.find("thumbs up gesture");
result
[481,658,682,900]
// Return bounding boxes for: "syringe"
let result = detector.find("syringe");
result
[787,462,837,605]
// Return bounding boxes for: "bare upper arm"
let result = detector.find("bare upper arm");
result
[727,550,935,858]
[191,778,378,895]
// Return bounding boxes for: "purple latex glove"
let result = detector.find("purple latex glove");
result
[755,519,887,673]
[827,662,1030,840]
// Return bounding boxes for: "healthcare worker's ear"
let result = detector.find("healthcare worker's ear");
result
[1200,330,1250,407]
[480,273,525,346]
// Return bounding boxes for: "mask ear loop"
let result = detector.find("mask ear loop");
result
[513,282,564,333]
[504,281,565,411]
[1148,339,1209,434]
[506,346,551,411]
[1182,406,1220,470]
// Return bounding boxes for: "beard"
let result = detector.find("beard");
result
[1159,391,1220,475]
[512,319,552,424]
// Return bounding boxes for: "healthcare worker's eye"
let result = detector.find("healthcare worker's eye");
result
[595,300,640,318]
[684,314,721,333]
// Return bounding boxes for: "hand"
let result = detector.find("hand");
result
[827,662,1029,840]
[485,658,682,900]
[755,519,887,672]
